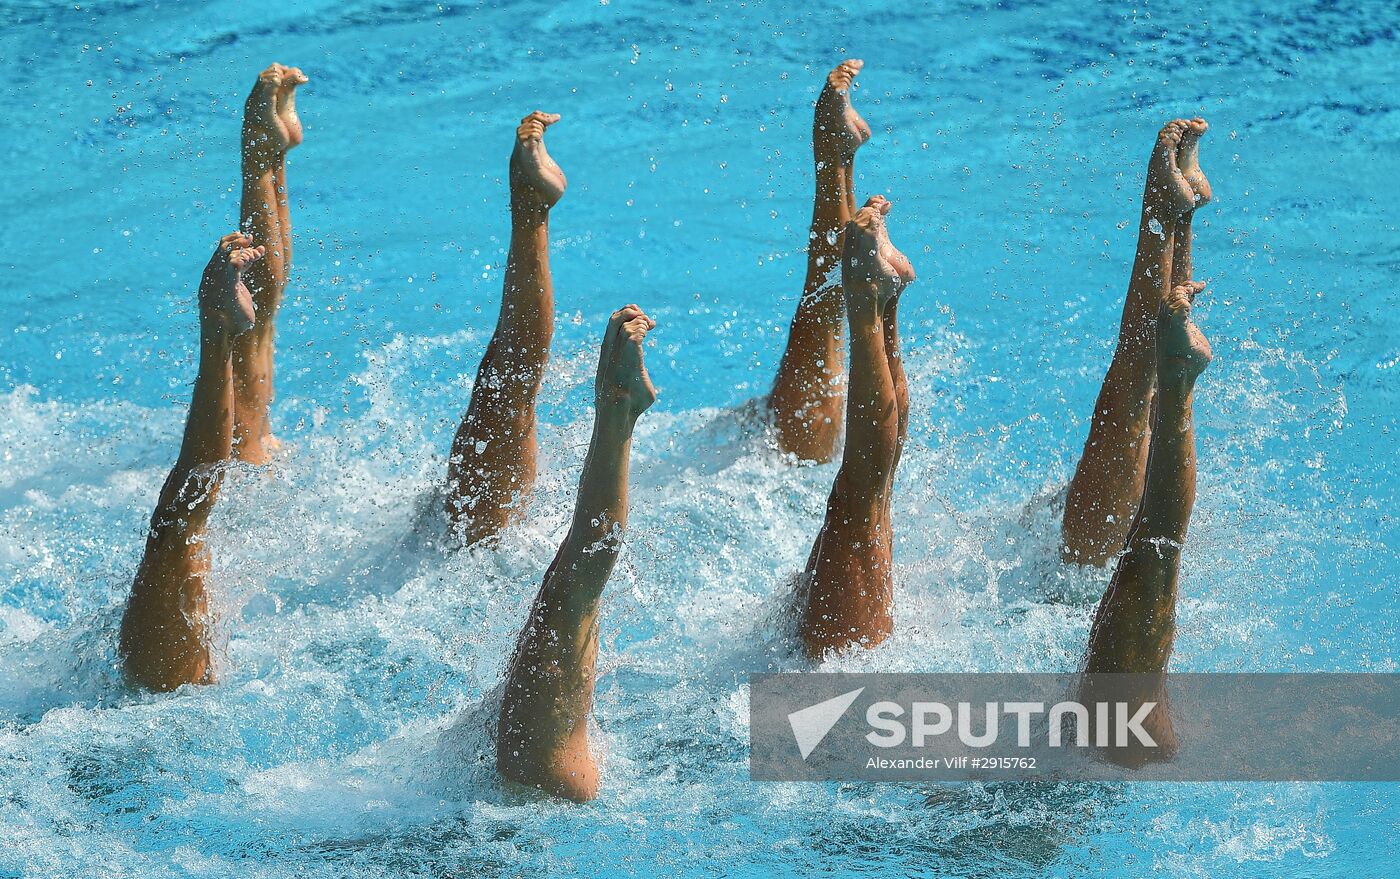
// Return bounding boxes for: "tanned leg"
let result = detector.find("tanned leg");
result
[769,60,871,463]
[871,268,910,544]
[1062,119,1210,565]
[446,112,567,545]
[795,197,915,659]
[233,63,308,465]
[120,234,266,691]
[1079,282,1211,760]
[881,285,910,486]
[496,306,657,802]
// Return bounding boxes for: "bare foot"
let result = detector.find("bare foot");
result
[1157,281,1211,381]
[1145,120,1197,222]
[200,233,264,336]
[815,59,871,162]
[844,196,916,306]
[511,111,566,210]
[1176,118,1211,211]
[595,305,658,421]
[243,63,309,162]
[275,65,308,149]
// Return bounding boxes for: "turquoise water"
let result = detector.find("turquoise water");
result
[2,0,1397,875]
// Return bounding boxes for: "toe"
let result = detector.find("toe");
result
[521,111,560,133]
[249,68,281,110]
[231,245,265,268]
[608,306,640,333]
[863,195,892,215]
[1167,284,1196,311]
[518,113,557,141]
[828,60,861,89]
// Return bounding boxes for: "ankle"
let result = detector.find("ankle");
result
[813,146,852,169]
[1137,200,1180,239]
[241,148,284,177]
[593,401,640,436]
[844,282,882,323]
[1156,365,1200,396]
[510,199,551,222]
[198,323,236,356]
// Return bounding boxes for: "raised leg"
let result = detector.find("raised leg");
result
[769,59,871,462]
[1080,282,1211,758]
[232,63,308,465]
[795,197,915,659]
[496,306,657,802]
[881,288,911,491]
[120,234,265,691]
[1062,119,1210,565]
[446,112,566,545]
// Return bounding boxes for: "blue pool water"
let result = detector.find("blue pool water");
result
[2,0,1397,875]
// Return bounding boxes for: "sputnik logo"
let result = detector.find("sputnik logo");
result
[787,687,864,760]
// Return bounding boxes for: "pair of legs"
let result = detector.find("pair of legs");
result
[119,66,306,690]
[1061,119,1211,565]
[445,112,566,544]
[791,198,915,659]
[1071,120,1215,755]
[234,63,307,465]
[1079,282,1213,757]
[495,306,657,801]
[119,236,267,690]
[768,60,872,462]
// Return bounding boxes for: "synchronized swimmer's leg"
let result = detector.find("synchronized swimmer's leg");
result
[1062,119,1209,565]
[1079,281,1211,759]
[795,197,915,659]
[233,63,307,465]
[446,112,567,544]
[120,234,266,691]
[769,60,871,463]
[881,272,911,495]
[496,306,658,801]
